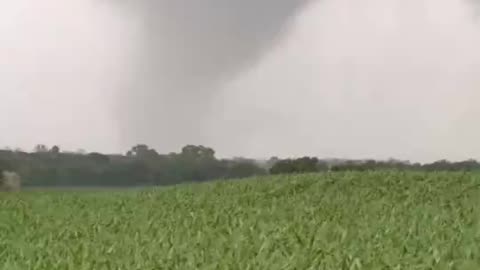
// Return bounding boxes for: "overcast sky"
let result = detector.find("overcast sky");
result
[1,0,480,162]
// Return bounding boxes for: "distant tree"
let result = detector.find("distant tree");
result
[34,144,48,153]
[266,156,280,169]
[127,144,159,160]
[50,145,60,154]
[270,157,321,174]
[226,160,267,179]
[88,152,110,164]
[181,145,215,160]
[76,149,87,155]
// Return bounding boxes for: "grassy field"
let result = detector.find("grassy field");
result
[1,171,480,269]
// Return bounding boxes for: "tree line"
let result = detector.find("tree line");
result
[0,144,266,187]
[1,144,480,187]
[269,157,480,173]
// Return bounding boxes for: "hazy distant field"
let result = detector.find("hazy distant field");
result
[21,186,152,192]
[1,172,480,269]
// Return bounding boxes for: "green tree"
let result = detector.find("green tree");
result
[34,144,48,153]
[50,145,60,154]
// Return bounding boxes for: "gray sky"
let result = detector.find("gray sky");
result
[1,0,480,162]
[0,0,133,153]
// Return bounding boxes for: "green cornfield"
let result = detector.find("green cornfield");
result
[1,171,480,269]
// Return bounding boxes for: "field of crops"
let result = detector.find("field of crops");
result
[1,171,480,269]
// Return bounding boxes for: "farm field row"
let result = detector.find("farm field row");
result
[1,172,480,269]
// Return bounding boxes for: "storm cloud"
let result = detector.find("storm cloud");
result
[1,0,480,162]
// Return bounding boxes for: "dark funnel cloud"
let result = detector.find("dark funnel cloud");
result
[115,0,312,152]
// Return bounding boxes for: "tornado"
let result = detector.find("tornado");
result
[114,0,313,152]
